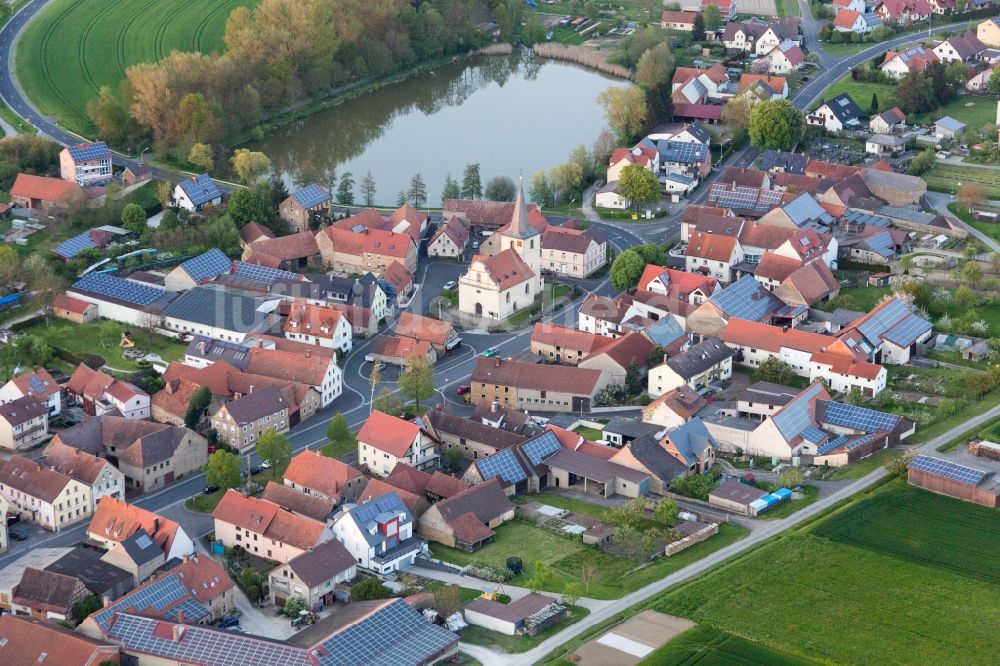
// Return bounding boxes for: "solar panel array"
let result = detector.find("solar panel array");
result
[292,183,330,209]
[477,448,526,485]
[773,383,825,442]
[844,209,890,228]
[94,574,208,630]
[72,272,167,306]
[233,261,300,284]
[53,230,99,259]
[68,141,111,161]
[708,276,783,321]
[108,614,310,666]
[522,431,562,467]
[816,435,848,455]
[662,141,707,165]
[862,231,896,259]
[801,425,827,444]
[882,313,932,348]
[181,249,232,283]
[845,433,878,451]
[909,454,990,487]
[352,493,407,523]
[857,298,910,344]
[820,401,899,432]
[180,174,223,207]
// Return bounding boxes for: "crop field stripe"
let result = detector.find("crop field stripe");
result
[117,0,162,82]
[154,0,200,62]
[190,0,236,53]
[79,0,121,103]
[37,0,86,115]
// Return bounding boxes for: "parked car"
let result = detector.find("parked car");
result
[218,617,240,629]
[471,241,480,249]
[260,461,272,470]
[443,280,457,290]
[203,485,219,495]
[456,385,471,395]
[481,347,499,358]
[9,531,27,541]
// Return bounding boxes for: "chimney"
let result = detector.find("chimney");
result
[306,350,312,358]
[173,618,185,638]
[491,399,499,413]
[152,517,160,535]
[192,554,199,564]
[249,385,254,393]
[182,553,189,563]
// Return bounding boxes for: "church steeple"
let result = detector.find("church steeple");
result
[504,177,539,240]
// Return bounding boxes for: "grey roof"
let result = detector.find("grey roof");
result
[222,385,287,425]
[425,409,528,451]
[867,134,906,147]
[681,122,711,144]
[739,381,801,407]
[177,174,223,207]
[185,336,252,371]
[781,193,833,227]
[505,182,540,240]
[821,93,863,124]
[163,286,275,334]
[47,546,133,596]
[660,417,717,465]
[626,433,687,482]
[710,478,768,505]
[936,116,966,132]
[760,150,808,175]
[286,539,355,588]
[342,492,413,548]
[644,316,687,348]
[116,528,166,567]
[603,417,661,440]
[664,338,734,380]
[543,448,649,484]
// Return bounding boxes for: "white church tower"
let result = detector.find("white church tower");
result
[498,179,542,291]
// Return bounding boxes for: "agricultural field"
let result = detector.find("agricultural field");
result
[16,0,253,135]
[637,626,814,665]
[653,482,1000,665]
[925,163,1000,199]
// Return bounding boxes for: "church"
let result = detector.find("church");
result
[458,182,543,320]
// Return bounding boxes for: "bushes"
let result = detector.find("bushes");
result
[350,576,392,601]
[465,563,514,582]
[670,473,716,501]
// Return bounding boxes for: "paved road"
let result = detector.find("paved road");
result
[926,191,1000,253]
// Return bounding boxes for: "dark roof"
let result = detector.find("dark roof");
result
[0,395,47,426]
[221,385,287,425]
[544,448,650,484]
[663,338,734,380]
[625,433,687,482]
[739,381,801,406]
[285,539,356,587]
[115,528,166,566]
[47,546,133,596]
[434,478,513,526]
[177,174,223,207]
[465,593,558,623]
[603,417,661,440]
[760,150,808,175]
[162,286,273,334]
[709,478,768,505]
[820,93,863,124]
[13,568,82,613]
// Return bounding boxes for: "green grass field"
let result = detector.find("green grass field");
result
[19,318,187,371]
[637,626,815,665]
[653,483,1000,665]
[16,0,254,135]
[816,78,895,113]
[928,163,1000,199]
[914,95,997,128]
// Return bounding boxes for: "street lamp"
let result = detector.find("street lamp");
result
[139,146,150,165]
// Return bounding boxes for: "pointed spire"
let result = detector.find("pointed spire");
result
[504,176,538,240]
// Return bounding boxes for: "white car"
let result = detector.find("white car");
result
[260,461,272,470]
[443,280,457,290]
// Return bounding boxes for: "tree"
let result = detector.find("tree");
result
[226,187,267,227]
[156,181,174,209]
[204,450,241,489]
[86,86,139,147]
[654,498,679,526]
[703,3,722,29]
[72,595,103,622]
[870,92,879,115]
[562,581,583,607]
[954,284,975,309]
[529,171,553,207]
[635,43,673,91]
[610,249,646,291]
[958,182,987,210]
[895,71,934,114]
[326,413,354,451]
[407,173,427,208]
[528,561,551,593]
[578,556,601,594]
[625,360,643,395]
[989,67,1000,95]
[780,467,805,489]
[549,162,584,204]
[282,596,307,618]
[31,272,67,325]
[400,355,434,411]
[256,428,292,477]
[360,170,376,206]
[443,447,463,472]
[598,86,648,144]
[692,11,706,37]
[648,344,666,369]
[721,93,753,138]
[433,584,463,617]
[748,99,804,150]
[753,356,797,384]
[188,143,214,171]
[618,163,660,210]
[0,245,19,287]
[336,171,355,205]
[373,388,404,417]
[461,163,483,199]
[441,173,460,202]
[177,92,218,145]
[120,203,147,234]
[230,149,271,185]
[185,386,212,429]
[484,175,516,202]
[351,576,392,601]
[926,60,955,106]
[269,173,289,208]
[569,144,594,181]
[907,147,936,176]
[964,260,983,287]
[884,449,917,476]
[592,128,617,165]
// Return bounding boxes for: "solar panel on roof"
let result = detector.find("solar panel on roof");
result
[801,425,826,444]
[95,575,208,630]
[857,298,910,344]
[522,431,562,466]
[180,249,231,283]
[845,433,878,451]
[292,183,331,209]
[72,272,167,306]
[909,454,990,487]
[53,230,101,259]
[820,401,899,432]
[477,448,526,485]
[883,314,932,348]
[233,261,300,284]
[816,435,848,455]
[353,493,407,523]
[68,142,111,161]
[708,276,783,321]
[772,383,824,442]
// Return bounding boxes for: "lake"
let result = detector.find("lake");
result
[253,49,629,207]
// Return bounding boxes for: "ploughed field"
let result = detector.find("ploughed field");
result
[16,0,253,134]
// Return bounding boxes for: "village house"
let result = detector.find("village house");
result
[171,174,223,212]
[579,331,656,385]
[417,479,514,551]
[421,406,530,461]
[607,145,659,182]
[357,410,437,477]
[267,538,356,610]
[935,115,967,139]
[331,491,420,573]
[0,368,61,417]
[241,230,320,271]
[66,363,150,419]
[660,9,699,31]
[807,93,863,133]
[212,489,332,563]
[243,338,343,407]
[880,46,938,79]
[875,0,931,25]
[428,216,470,258]
[530,323,614,364]
[0,456,92,531]
[51,415,207,493]
[610,419,718,493]
[833,0,866,11]
[11,567,90,621]
[540,225,607,278]
[261,481,335,521]
[0,397,48,451]
[369,334,437,367]
[739,74,788,99]
[43,441,124,509]
[648,337,734,397]
[9,173,83,212]
[642,384,708,429]
[471,356,610,413]
[866,134,908,156]
[87,496,194,560]
[317,226,418,277]
[162,286,277,343]
[833,9,881,33]
[98,529,167,584]
[283,300,353,353]
[59,141,113,187]
[671,64,732,105]
[763,41,805,74]
[967,64,997,91]
[279,183,332,233]
[979,17,1000,47]
[210,385,289,452]
[722,20,769,52]
[685,230,744,283]
[933,31,987,63]
[578,293,640,338]
[870,106,907,133]
[121,164,151,187]
[284,449,365,505]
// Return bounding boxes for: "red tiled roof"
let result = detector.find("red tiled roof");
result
[0,616,118,665]
[212,489,327,551]
[739,74,786,95]
[356,410,420,457]
[89,496,182,556]
[323,226,414,259]
[833,9,861,28]
[284,300,343,339]
[381,260,413,290]
[385,463,433,495]
[370,335,434,360]
[431,216,470,249]
[359,477,424,515]
[396,312,454,346]
[171,554,234,603]
[240,221,275,244]
[754,252,802,282]
[672,103,723,121]
[284,449,361,498]
[10,173,81,202]
[581,331,655,370]
[425,471,470,499]
[686,231,738,261]
[782,261,840,304]
[472,357,605,394]
[476,248,536,290]
[530,323,614,354]
[9,367,59,400]
[245,231,319,262]
[53,294,94,315]
[661,9,698,23]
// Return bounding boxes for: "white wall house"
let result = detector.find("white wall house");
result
[332,492,419,573]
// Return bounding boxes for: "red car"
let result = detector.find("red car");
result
[456,385,471,395]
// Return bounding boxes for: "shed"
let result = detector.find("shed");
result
[707,479,767,516]
[463,593,566,636]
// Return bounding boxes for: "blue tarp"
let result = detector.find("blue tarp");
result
[772,487,793,501]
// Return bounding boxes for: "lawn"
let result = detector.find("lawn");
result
[950,201,1000,244]
[461,605,590,653]
[572,426,603,441]
[16,0,254,135]
[637,626,815,666]
[816,77,895,113]
[431,518,748,600]
[185,489,223,513]
[925,163,1000,200]
[320,438,356,459]
[19,318,188,371]
[653,481,1000,665]
[914,95,997,128]
[815,284,891,313]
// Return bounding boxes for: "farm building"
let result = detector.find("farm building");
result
[907,454,1000,508]
[463,593,567,636]
[708,479,768,515]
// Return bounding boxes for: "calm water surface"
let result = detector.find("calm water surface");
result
[253,50,629,207]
